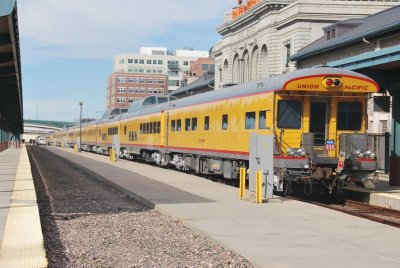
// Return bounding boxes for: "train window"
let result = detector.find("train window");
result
[222,114,228,130]
[191,118,197,131]
[277,100,302,129]
[245,112,256,129]
[177,119,181,131]
[185,118,191,131]
[124,126,127,135]
[150,122,154,134]
[156,122,161,134]
[204,116,209,130]
[140,124,143,134]
[337,102,362,130]
[143,96,156,106]
[171,120,176,132]
[259,111,267,129]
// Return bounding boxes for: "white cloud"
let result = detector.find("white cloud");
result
[18,0,232,60]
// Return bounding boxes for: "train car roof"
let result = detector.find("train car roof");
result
[69,67,373,126]
[123,67,374,117]
[49,68,374,133]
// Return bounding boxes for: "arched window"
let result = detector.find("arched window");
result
[251,46,259,81]
[232,54,240,84]
[242,50,250,83]
[260,45,268,78]
[223,59,229,85]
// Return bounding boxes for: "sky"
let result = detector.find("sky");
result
[19,0,233,122]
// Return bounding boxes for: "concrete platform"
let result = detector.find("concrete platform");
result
[0,146,47,268]
[344,172,400,210]
[44,146,400,268]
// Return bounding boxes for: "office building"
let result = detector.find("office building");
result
[113,47,209,92]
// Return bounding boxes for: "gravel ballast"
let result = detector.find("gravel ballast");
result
[28,146,253,267]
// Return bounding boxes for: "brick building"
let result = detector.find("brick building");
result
[107,72,168,110]
[189,58,215,77]
[180,57,215,86]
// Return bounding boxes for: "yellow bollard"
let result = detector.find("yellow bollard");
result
[110,148,116,162]
[256,170,263,203]
[239,168,246,200]
[73,144,77,152]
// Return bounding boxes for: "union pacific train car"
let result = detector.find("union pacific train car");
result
[47,67,379,194]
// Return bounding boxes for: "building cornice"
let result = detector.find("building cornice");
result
[217,1,292,36]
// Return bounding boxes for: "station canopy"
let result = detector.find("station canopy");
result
[0,0,22,133]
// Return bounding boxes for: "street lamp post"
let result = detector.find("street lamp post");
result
[79,101,83,152]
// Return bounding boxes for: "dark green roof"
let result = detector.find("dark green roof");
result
[292,5,400,61]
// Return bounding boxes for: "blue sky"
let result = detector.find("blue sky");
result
[19,0,233,121]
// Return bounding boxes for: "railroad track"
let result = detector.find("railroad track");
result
[288,194,400,228]
[339,200,400,228]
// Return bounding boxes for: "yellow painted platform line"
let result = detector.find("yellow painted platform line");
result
[0,146,47,268]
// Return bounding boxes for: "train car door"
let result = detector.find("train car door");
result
[309,97,329,155]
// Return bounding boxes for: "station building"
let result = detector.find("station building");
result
[290,5,400,183]
[212,0,399,89]
[113,47,209,92]
[291,6,400,135]
[0,0,22,152]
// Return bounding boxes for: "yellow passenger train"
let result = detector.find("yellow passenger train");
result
[47,67,379,194]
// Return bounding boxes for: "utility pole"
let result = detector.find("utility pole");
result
[79,102,83,152]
